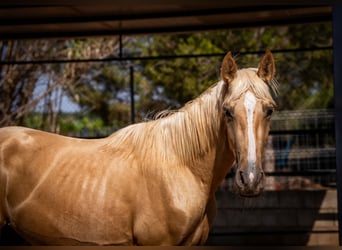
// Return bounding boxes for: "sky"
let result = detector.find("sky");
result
[33,78,81,113]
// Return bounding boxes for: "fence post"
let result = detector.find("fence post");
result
[333,3,342,245]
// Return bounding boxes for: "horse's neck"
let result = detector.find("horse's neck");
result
[112,81,234,194]
[184,114,234,194]
[170,83,234,194]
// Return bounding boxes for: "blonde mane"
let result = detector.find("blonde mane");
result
[106,68,277,175]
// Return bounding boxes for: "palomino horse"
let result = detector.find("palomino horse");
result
[0,51,277,245]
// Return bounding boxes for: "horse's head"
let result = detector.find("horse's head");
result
[220,50,277,197]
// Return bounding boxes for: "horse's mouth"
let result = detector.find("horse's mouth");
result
[234,181,264,198]
[238,190,262,198]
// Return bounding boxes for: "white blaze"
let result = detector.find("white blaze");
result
[249,172,255,182]
[244,91,257,166]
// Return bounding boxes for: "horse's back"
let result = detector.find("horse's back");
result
[0,126,139,244]
[0,126,64,159]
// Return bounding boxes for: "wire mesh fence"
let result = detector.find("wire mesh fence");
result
[223,109,336,191]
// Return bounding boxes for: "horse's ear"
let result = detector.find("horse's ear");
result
[221,52,238,84]
[257,50,275,83]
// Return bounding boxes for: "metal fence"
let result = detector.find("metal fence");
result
[224,109,336,191]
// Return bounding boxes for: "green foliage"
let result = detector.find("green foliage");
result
[59,115,104,133]
[275,49,333,109]
[65,60,132,127]
[132,23,332,112]
[25,113,44,129]
[133,33,224,111]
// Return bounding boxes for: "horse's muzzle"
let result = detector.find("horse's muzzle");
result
[234,165,265,197]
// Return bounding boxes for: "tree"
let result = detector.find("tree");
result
[276,23,333,109]
[61,37,133,128]
[134,22,333,112]
[0,37,132,131]
[0,40,66,131]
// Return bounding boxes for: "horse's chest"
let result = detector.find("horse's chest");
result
[133,173,207,245]
[168,179,206,216]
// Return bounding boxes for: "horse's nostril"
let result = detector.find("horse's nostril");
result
[239,171,245,185]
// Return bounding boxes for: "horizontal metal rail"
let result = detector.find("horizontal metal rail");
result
[226,170,336,178]
[0,46,332,65]
[270,128,334,135]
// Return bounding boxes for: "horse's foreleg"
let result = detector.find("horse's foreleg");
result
[0,159,8,244]
[181,197,217,246]
[0,190,6,244]
[0,215,6,244]
[196,196,217,245]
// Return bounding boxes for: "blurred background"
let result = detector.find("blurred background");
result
[0,3,337,246]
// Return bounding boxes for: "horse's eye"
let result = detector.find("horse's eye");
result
[224,108,234,121]
[265,108,274,118]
